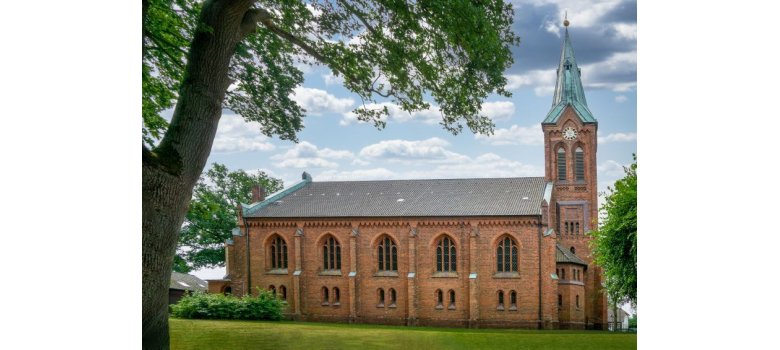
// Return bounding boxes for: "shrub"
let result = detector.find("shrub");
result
[171,289,283,321]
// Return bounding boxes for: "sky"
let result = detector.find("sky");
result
[188,0,637,281]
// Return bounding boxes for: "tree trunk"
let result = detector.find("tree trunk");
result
[142,1,255,348]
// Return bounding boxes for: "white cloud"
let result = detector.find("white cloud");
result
[612,23,637,40]
[211,114,276,153]
[316,153,540,180]
[581,50,637,92]
[340,101,515,126]
[358,137,468,163]
[322,72,344,86]
[615,95,627,103]
[481,101,515,121]
[271,141,354,169]
[598,132,637,144]
[290,87,354,115]
[505,70,557,95]
[519,0,623,28]
[598,160,627,177]
[475,124,544,146]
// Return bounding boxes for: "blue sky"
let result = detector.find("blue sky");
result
[191,0,636,280]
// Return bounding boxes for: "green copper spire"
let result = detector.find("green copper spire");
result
[543,19,597,125]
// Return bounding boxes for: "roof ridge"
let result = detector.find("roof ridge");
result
[309,176,546,184]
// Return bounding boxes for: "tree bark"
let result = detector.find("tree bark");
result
[142,1,256,349]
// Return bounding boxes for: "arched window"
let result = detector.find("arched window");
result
[279,285,287,300]
[270,235,288,269]
[322,287,329,306]
[558,294,562,307]
[510,291,517,311]
[570,246,576,254]
[378,288,385,307]
[496,236,518,273]
[223,286,232,295]
[322,235,341,270]
[377,235,398,272]
[575,147,585,181]
[576,294,580,308]
[497,291,505,311]
[333,287,340,305]
[389,288,397,308]
[435,289,443,309]
[436,235,456,272]
[448,290,456,310]
[557,147,567,181]
[269,285,276,297]
[562,269,566,280]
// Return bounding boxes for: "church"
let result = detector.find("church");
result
[208,21,608,330]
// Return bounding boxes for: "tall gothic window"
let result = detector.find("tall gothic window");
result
[557,147,567,181]
[322,235,341,270]
[436,235,457,272]
[496,236,518,273]
[377,235,398,272]
[575,147,585,181]
[270,235,288,269]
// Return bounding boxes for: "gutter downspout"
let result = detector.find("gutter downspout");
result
[245,216,251,296]
[537,220,543,329]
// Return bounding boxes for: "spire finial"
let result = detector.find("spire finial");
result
[563,11,569,27]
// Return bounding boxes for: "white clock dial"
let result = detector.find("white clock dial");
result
[562,127,578,140]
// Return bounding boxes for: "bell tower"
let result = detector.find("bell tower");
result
[542,16,606,329]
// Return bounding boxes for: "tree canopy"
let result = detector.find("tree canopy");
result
[143,0,521,147]
[174,163,283,273]
[590,155,638,306]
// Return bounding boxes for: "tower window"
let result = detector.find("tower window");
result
[575,147,585,181]
[570,246,576,254]
[436,235,457,272]
[557,147,567,181]
[576,294,580,308]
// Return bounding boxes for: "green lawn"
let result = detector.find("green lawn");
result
[170,318,636,350]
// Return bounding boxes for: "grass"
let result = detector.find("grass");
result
[170,318,637,350]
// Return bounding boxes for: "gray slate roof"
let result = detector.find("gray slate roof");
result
[244,177,549,218]
[170,272,208,292]
[556,244,588,266]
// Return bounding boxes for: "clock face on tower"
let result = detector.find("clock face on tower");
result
[562,127,578,140]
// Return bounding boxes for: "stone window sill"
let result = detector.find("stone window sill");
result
[377,304,385,308]
[432,272,458,278]
[373,271,399,277]
[389,303,397,308]
[332,302,341,307]
[266,269,288,275]
[435,304,444,310]
[318,270,342,276]
[493,272,520,279]
[321,302,329,306]
[496,305,505,311]
[447,304,456,310]
[509,305,517,311]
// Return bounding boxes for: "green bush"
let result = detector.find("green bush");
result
[171,289,283,321]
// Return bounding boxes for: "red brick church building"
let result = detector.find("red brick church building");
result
[209,23,607,330]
